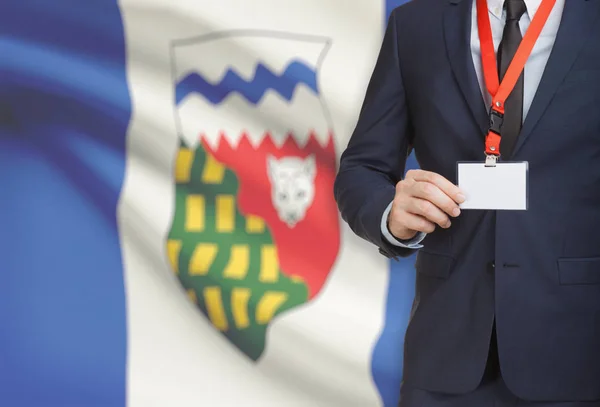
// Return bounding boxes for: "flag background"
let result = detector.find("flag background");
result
[0,0,417,406]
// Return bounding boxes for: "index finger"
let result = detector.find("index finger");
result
[407,170,465,204]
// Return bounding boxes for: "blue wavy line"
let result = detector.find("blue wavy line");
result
[175,60,318,105]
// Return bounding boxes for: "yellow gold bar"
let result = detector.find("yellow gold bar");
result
[167,240,182,273]
[202,153,225,184]
[204,287,228,331]
[223,245,249,280]
[216,195,235,232]
[231,288,251,329]
[185,195,205,232]
[175,148,194,183]
[189,243,218,276]
[259,245,279,283]
[245,215,265,233]
[256,292,288,324]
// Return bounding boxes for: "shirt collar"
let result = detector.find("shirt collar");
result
[487,0,543,20]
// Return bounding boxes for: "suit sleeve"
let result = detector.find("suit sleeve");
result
[334,9,416,259]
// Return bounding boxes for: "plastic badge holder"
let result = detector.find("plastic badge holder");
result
[456,161,529,210]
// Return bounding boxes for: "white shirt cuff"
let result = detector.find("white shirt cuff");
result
[381,201,426,248]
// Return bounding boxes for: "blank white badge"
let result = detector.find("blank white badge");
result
[457,162,528,210]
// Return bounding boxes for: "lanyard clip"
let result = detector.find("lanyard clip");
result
[485,154,498,167]
[488,108,504,135]
[485,107,503,158]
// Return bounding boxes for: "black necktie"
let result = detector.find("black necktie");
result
[497,0,527,158]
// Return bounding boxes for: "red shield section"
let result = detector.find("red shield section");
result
[202,131,340,299]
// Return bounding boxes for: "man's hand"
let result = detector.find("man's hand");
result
[388,169,466,241]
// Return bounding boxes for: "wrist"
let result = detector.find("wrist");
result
[387,211,418,241]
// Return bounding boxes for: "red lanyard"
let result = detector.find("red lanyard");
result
[477,0,556,157]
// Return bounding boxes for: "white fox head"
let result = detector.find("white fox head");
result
[267,155,316,228]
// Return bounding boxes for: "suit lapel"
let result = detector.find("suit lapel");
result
[513,0,600,156]
[444,0,489,137]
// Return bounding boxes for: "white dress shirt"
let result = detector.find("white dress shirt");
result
[381,0,565,248]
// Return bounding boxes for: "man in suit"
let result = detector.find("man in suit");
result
[334,0,600,405]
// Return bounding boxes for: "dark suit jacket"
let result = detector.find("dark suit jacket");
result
[334,0,600,401]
